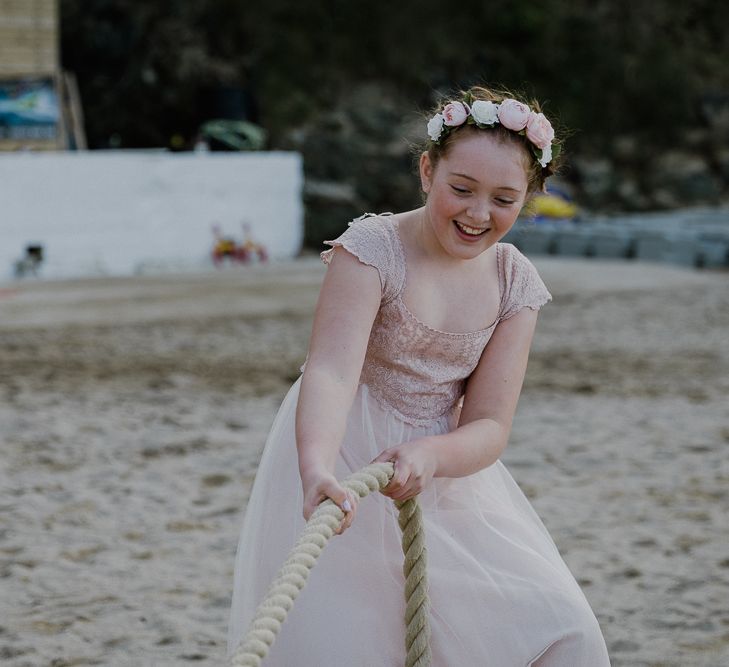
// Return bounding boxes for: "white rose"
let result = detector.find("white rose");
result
[470,100,499,126]
[538,143,553,167]
[427,113,444,141]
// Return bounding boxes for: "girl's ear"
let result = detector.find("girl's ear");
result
[419,152,433,194]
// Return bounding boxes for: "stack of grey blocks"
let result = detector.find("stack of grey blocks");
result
[504,208,729,269]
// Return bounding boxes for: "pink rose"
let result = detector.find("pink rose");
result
[442,101,469,127]
[525,112,555,149]
[497,98,531,131]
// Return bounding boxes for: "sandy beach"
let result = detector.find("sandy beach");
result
[1,254,728,666]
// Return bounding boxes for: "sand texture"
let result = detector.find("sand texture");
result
[1,256,728,666]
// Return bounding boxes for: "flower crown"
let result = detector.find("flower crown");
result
[426,93,560,168]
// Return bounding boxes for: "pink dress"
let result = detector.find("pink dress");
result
[227,212,611,666]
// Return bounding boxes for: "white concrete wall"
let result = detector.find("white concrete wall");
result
[0,150,304,280]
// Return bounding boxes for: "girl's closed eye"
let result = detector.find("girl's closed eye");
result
[450,185,470,194]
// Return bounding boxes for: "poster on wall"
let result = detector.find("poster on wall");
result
[0,77,61,149]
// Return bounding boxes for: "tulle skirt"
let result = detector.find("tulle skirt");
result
[227,376,611,666]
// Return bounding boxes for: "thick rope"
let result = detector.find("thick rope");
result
[230,462,431,666]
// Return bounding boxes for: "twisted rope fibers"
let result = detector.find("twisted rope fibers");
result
[230,462,432,666]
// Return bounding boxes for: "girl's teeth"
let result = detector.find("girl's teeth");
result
[455,221,487,236]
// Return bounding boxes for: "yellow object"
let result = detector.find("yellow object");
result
[216,240,236,254]
[525,194,578,219]
[230,462,431,667]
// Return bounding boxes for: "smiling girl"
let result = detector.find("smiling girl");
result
[228,85,612,666]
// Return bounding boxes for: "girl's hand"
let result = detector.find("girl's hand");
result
[371,437,438,502]
[301,467,359,535]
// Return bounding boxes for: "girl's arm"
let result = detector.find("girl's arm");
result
[373,306,539,499]
[432,306,540,477]
[295,247,381,525]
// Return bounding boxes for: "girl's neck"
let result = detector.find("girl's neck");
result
[402,206,484,268]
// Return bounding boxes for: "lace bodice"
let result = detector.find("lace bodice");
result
[310,212,552,427]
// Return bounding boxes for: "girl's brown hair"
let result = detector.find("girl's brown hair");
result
[417,85,565,195]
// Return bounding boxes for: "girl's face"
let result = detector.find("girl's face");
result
[419,132,529,260]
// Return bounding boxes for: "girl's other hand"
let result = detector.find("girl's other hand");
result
[371,437,438,502]
[301,468,358,535]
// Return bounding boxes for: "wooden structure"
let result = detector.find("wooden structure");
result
[0,0,86,150]
[0,0,59,75]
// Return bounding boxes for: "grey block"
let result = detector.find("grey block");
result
[590,231,634,259]
[553,228,592,257]
[500,227,522,249]
[517,226,556,255]
[698,237,729,268]
[634,232,672,262]
[665,238,702,267]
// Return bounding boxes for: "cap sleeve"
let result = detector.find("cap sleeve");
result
[320,213,398,303]
[499,244,553,321]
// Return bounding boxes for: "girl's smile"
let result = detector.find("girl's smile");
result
[453,220,490,239]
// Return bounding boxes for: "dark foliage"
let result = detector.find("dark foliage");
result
[61,0,729,151]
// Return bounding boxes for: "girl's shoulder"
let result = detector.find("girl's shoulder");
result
[320,212,399,263]
[497,240,532,269]
[496,242,553,321]
[346,211,399,235]
[319,212,403,303]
